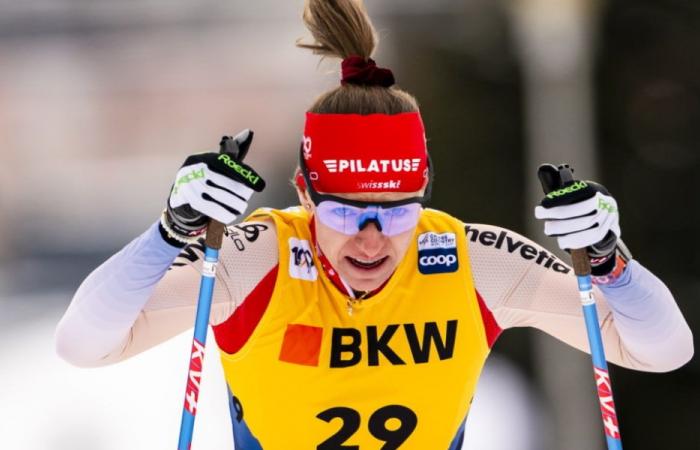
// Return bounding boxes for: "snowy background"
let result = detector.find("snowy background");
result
[1,1,698,449]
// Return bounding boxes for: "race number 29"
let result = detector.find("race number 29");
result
[317,404,417,450]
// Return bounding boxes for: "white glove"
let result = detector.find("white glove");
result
[535,189,621,251]
[161,130,265,245]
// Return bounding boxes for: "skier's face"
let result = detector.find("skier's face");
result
[306,191,420,292]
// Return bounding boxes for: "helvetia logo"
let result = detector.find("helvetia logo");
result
[323,158,421,174]
[464,225,571,274]
[288,237,318,281]
[417,232,459,275]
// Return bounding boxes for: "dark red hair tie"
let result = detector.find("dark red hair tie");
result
[341,56,395,88]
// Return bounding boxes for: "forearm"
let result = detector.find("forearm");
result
[598,260,693,372]
[55,221,182,367]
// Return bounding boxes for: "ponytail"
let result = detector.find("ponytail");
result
[298,0,419,115]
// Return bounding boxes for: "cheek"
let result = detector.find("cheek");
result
[315,217,350,260]
[389,232,414,258]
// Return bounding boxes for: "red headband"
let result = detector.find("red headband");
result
[301,112,428,193]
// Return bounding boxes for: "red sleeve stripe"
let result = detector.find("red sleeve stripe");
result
[475,289,502,348]
[212,265,279,355]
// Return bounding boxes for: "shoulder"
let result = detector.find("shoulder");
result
[417,208,467,234]
[222,217,280,267]
[462,223,573,317]
[227,218,278,245]
[169,218,279,271]
[464,223,572,275]
[223,219,279,259]
[420,208,460,222]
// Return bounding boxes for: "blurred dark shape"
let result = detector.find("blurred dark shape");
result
[597,2,700,449]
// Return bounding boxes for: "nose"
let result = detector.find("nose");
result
[354,222,385,257]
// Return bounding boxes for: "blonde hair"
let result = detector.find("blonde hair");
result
[297,0,420,115]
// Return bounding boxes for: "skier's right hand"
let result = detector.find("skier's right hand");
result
[160,129,266,246]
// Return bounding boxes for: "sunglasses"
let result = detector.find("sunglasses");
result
[315,199,422,236]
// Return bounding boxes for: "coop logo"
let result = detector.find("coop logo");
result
[420,254,457,266]
[288,237,317,281]
[417,232,459,274]
[323,158,422,174]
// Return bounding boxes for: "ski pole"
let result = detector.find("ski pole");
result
[177,135,245,450]
[538,164,623,450]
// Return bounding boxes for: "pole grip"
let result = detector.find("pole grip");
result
[205,220,226,250]
[570,248,591,276]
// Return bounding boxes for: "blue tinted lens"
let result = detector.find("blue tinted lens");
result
[316,202,364,234]
[377,205,421,236]
[331,206,359,218]
[316,201,421,236]
[383,207,409,217]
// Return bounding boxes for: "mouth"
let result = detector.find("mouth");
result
[346,256,389,271]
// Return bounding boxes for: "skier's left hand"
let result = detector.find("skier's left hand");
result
[534,178,622,275]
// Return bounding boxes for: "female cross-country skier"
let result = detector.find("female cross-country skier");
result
[56,1,693,448]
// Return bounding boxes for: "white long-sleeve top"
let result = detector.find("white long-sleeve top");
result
[56,217,693,372]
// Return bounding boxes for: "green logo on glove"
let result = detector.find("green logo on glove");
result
[598,197,617,213]
[545,180,588,199]
[172,168,205,195]
[218,154,261,186]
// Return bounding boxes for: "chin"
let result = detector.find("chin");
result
[339,259,394,292]
[347,277,386,292]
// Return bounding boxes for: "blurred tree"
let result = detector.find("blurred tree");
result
[596,1,700,448]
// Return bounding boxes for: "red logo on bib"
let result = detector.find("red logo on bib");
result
[279,324,323,366]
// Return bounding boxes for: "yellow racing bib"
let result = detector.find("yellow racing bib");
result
[218,207,491,449]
